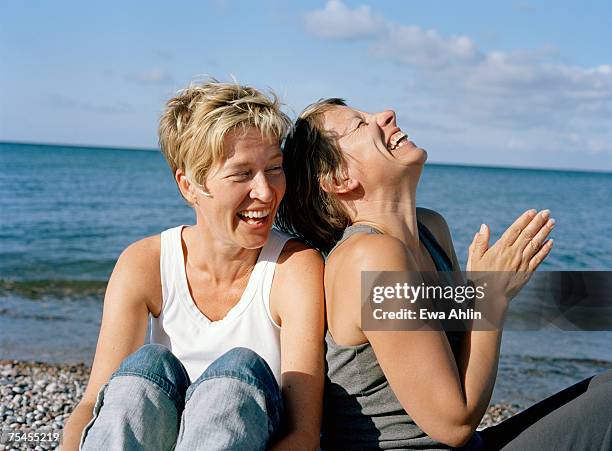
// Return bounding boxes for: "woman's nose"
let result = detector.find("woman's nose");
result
[375,110,396,128]
[250,173,274,202]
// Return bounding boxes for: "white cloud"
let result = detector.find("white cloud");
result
[302,1,612,158]
[303,0,386,39]
[371,25,482,70]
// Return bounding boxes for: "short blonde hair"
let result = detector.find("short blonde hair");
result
[276,98,351,254]
[158,79,290,192]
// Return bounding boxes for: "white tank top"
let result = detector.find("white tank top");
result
[150,225,291,385]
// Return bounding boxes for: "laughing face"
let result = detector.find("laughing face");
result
[191,127,285,249]
[322,105,427,186]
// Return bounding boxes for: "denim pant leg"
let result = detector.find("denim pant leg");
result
[80,344,190,451]
[174,347,284,451]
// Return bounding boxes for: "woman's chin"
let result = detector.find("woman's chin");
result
[397,147,427,167]
[234,221,273,249]
[419,147,428,164]
[391,140,427,165]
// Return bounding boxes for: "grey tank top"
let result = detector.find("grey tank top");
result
[322,222,463,450]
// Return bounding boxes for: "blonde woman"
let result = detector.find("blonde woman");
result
[276,98,612,450]
[62,81,324,450]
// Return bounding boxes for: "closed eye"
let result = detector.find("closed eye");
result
[266,165,283,174]
[354,120,366,132]
[229,171,251,181]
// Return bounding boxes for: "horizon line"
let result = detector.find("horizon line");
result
[2,139,611,176]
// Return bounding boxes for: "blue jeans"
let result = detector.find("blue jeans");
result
[80,344,284,451]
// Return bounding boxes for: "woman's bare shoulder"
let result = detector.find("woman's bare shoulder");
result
[271,238,324,325]
[119,235,161,269]
[111,234,162,314]
[329,233,417,272]
[276,238,324,272]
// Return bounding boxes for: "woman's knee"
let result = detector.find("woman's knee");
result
[185,348,283,434]
[206,347,276,386]
[188,347,280,406]
[115,344,190,396]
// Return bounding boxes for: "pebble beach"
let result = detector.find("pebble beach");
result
[0,361,87,450]
[0,360,519,450]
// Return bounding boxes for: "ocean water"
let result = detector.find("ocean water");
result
[1,142,611,407]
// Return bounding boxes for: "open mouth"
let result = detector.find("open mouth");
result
[236,208,271,226]
[388,130,409,151]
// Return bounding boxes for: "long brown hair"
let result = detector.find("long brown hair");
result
[275,98,351,254]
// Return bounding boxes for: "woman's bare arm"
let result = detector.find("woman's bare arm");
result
[61,237,160,450]
[269,241,325,451]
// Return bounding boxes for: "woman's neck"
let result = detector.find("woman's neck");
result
[181,222,261,287]
[351,177,420,254]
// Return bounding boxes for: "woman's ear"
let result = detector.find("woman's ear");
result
[320,174,359,194]
[176,169,198,204]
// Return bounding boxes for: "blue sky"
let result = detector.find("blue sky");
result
[1,0,611,171]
